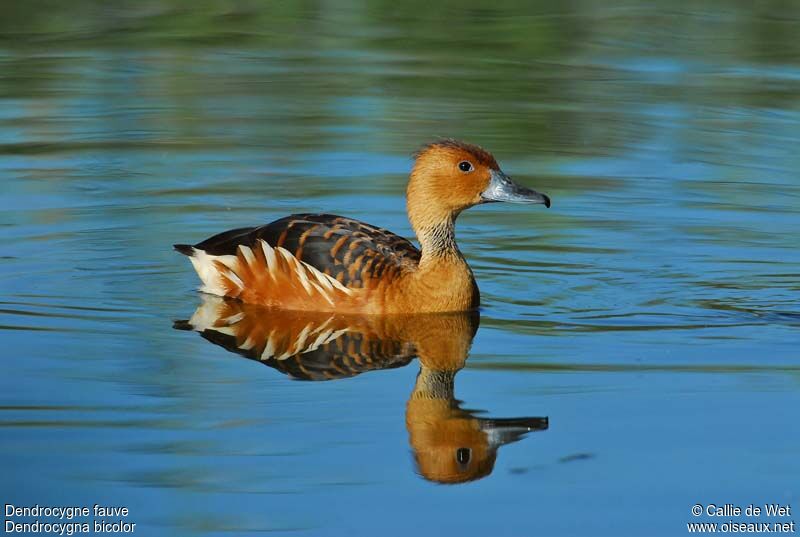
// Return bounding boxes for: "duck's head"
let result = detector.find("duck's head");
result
[407,139,550,233]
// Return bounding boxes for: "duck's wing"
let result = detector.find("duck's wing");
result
[175,214,420,301]
[192,213,420,286]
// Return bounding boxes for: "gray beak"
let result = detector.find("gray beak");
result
[481,170,551,207]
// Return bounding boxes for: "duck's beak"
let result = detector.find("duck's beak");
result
[481,170,551,207]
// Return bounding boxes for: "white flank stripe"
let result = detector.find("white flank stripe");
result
[260,331,276,360]
[276,246,295,262]
[188,294,225,330]
[225,312,245,325]
[324,328,349,344]
[306,328,342,352]
[275,349,295,360]
[310,266,335,291]
[189,250,230,296]
[301,257,353,296]
[250,241,354,300]
[238,245,256,266]
[311,317,334,335]
[310,281,334,305]
[217,255,239,270]
[293,323,313,352]
[240,336,256,351]
[260,240,277,275]
[224,270,245,290]
[324,271,353,294]
[295,266,313,295]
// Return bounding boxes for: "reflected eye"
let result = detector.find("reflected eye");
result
[458,161,474,173]
[456,447,471,466]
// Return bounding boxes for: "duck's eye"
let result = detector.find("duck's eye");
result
[458,161,474,173]
[456,447,471,466]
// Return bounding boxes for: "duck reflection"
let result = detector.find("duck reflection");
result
[175,296,548,484]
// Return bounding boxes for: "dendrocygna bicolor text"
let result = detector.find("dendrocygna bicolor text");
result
[174,140,550,314]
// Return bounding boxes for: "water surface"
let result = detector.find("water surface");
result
[1,2,799,535]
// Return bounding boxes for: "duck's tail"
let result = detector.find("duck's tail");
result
[174,239,354,308]
[173,244,194,256]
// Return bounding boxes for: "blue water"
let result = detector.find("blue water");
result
[1,2,799,535]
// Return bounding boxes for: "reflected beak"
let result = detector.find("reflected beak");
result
[481,416,549,448]
[481,170,551,207]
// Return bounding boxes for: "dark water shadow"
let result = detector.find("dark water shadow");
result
[175,296,548,484]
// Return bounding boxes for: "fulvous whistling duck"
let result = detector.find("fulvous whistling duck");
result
[176,296,549,483]
[174,139,550,314]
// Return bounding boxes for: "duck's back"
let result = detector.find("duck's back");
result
[175,213,421,311]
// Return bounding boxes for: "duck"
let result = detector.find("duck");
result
[174,139,550,314]
[175,296,549,483]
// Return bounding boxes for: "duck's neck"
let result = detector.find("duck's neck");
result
[415,216,462,263]
[406,214,478,310]
[405,196,478,310]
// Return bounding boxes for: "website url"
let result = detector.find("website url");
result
[688,521,796,533]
